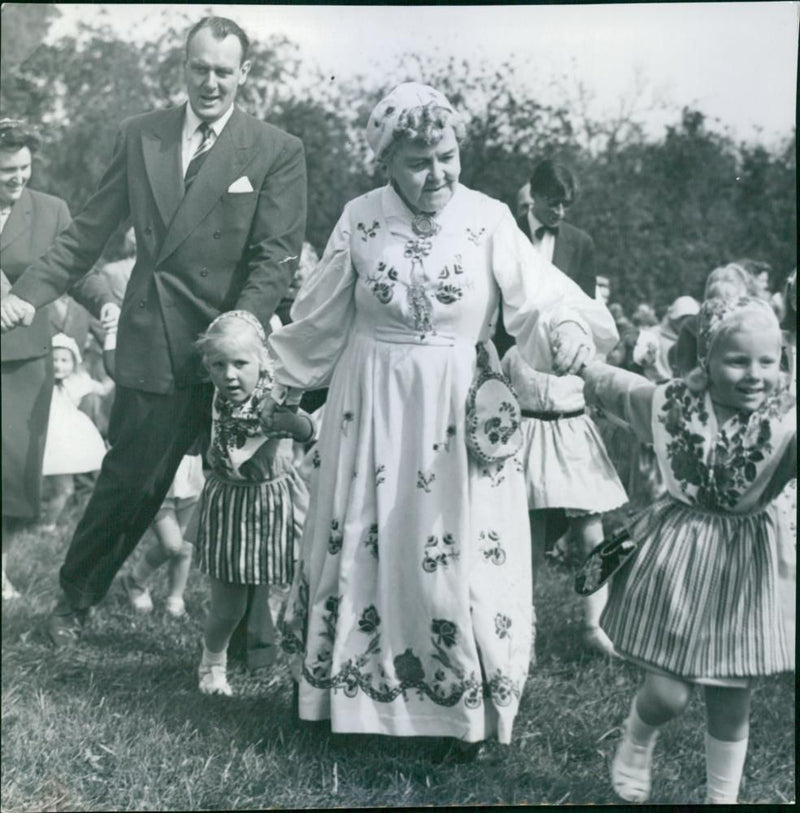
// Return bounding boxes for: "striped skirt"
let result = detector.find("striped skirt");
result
[601,496,794,679]
[197,471,300,585]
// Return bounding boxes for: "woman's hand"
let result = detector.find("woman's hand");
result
[551,321,595,376]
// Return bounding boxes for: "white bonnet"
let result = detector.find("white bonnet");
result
[366,82,457,160]
[51,332,82,365]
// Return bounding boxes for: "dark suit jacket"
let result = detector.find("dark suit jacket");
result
[1,189,71,362]
[493,215,598,359]
[13,105,307,393]
[516,215,596,297]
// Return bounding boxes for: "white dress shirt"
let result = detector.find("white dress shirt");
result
[526,211,556,263]
[0,205,12,235]
[181,103,235,179]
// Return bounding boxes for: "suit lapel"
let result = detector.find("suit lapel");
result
[552,226,575,274]
[141,107,184,230]
[158,108,253,265]
[0,189,33,251]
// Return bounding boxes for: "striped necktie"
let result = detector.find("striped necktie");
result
[184,122,214,191]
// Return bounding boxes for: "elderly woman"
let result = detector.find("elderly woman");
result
[265,84,617,749]
[0,119,114,599]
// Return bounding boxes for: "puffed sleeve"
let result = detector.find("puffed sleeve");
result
[268,206,357,401]
[491,209,618,371]
[582,361,656,443]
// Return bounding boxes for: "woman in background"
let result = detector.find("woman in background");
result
[0,119,115,599]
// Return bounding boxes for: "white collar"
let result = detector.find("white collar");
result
[183,102,235,140]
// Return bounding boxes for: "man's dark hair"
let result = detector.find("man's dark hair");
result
[0,119,42,153]
[186,17,250,63]
[529,160,577,204]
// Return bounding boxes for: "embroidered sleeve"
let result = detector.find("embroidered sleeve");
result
[268,206,357,392]
[491,209,618,371]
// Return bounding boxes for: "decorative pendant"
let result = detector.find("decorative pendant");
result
[412,213,441,238]
[407,283,435,335]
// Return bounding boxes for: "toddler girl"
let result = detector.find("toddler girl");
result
[123,451,204,618]
[579,296,795,803]
[41,333,108,529]
[501,347,628,656]
[194,310,313,695]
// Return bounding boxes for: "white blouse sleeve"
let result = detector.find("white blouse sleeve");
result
[268,208,357,397]
[491,210,618,371]
[583,362,656,442]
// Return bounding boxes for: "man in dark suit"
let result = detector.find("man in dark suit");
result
[518,161,596,296]
[494,161,597,360]
[1,17,307,644]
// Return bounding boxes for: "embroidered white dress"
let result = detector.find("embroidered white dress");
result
[271,184,617,743]
[585,364,796,681]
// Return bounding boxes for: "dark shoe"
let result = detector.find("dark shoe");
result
[46,600,87,648]
[574,527,637,596]
[431,738,485,764]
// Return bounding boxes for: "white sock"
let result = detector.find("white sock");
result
[201,642,226,668]
[611,696,660,802]
[705,732,748,804]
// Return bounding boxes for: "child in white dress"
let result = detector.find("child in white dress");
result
[580,296,795,804]
[41,333,108,529]
[502,349,627,655]
[194,311,313,696]
[122,452,204,618]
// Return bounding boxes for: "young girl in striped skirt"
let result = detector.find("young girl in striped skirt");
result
[579,296,795,804]
[195,311,314,696]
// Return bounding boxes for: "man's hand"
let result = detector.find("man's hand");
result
[551,321,595,376]
[99,302,121,333]
[0,293,36,333]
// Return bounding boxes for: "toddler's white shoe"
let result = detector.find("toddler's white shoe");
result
[164,596,186,618]
[122,573,153,613]
[611,721,658,803]
[198,664,232,696]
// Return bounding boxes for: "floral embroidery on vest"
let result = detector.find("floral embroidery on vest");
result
[659,381,790,509]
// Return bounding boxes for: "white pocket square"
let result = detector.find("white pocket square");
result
[227,176,254,193]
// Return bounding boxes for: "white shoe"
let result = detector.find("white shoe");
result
[584,625,617,657]
[2,571,21,600]
[198,663,232,696]
[122,573,153,613]
[611,722,658,803]
[164,596,186,618]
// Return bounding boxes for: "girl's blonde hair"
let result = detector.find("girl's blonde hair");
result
[703,263,759,300]
[195,311,269,371]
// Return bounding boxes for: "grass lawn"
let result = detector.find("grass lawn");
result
[2,500,795,810]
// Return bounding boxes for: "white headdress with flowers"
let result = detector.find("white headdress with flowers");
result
[366,82,457,160]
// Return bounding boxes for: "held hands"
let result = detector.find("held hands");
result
[0,293,36,333]
[260,397,314,442]
[99,302,121,333]
[550,321,595,376]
